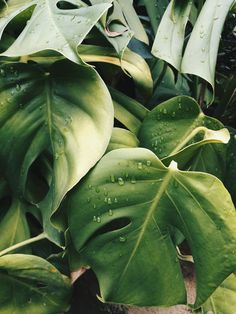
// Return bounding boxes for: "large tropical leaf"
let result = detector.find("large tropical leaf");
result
[0,60,113,243]
[194,275,236,314]
[25,45,153,99]
[106,128,139,153]
[0,254,72,314]
[138,96,229,178]
[0,0,111,64]
[68,148,236,308]
[152,0,193,71]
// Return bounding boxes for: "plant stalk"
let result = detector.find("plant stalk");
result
[0,233,46,257]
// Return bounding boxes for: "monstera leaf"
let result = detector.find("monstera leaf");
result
[0,0,111,63]
[68,148,236,308]
[0,60,113,243]
[138,96,229,178]
[194,275,236,314]
[0,254,72,314]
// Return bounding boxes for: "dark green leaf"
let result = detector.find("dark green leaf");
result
[0,60,113,243]
[0,254,72,313]
[68,148,236,308]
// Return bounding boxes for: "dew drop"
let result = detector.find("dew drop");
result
[146,160,152,167]
[96,216,101,223]
[93,216,97,222]
[108,209,113,216]
[137,162,143,170]
[114,197,118,203]
[119,236,126,243]
[0,69,6,77]
[118,177,125,186]
[107,197,112,205]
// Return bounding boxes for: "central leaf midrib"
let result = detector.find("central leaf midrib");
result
[45,77,54,151]
[120,168,174,279]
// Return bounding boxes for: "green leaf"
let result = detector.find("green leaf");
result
[116,0,149,44]
[194,275,236,314]
[0,0,111,64]
[110,88,149,134]
[0,254,72,313]
[224,133,236,205]
[0,198,30,252]
[78,45,153,98]
[0,60,113,243]
[138,96,229,177]
[143,0,169,33]
[68,148,236,308]
[152,0,192,71]
[181,0,235,93]
[106,128,139,153]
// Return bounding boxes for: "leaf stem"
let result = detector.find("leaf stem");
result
[0,233,46,257]
[176,246,194,263]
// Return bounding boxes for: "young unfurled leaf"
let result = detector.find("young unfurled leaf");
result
[68,148,236,308]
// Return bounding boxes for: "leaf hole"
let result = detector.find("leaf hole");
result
[56,1,79,10]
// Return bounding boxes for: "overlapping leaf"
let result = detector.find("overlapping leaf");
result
[0,0,111,64]
[138,96,229,178]
[68,148,236,308]
[194,275,236,314]
[0,60,113,243]
[0,254,72,314]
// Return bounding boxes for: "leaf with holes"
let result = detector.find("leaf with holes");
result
[0,254,72,313]
[138,96,229,178]
[0,60,113,244]
[68,148,236,308]
[0,0,111,64]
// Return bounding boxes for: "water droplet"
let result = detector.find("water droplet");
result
[96,216,101,223]
[114,197,118,203]
[108,209,113,216]
[172,112,176,118]
[119,236,126,243]
[93,216,97,222]
[131,177,136,184]
[146,160,152,167]
[201,47,205,52]
[118,177,125,186]
[88,184,92,190]
[214,16,219,21]
[93,204,96,209]
[137,162,143,170]
[163,108,167,114]
[0,69,5,76]
[107,197,112,205]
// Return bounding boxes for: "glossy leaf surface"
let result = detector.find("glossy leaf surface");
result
[0,254,72,314]
[0,60,113,243]
[138,96,229,177]
[68,148,236,308]
[0,0,111,64]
